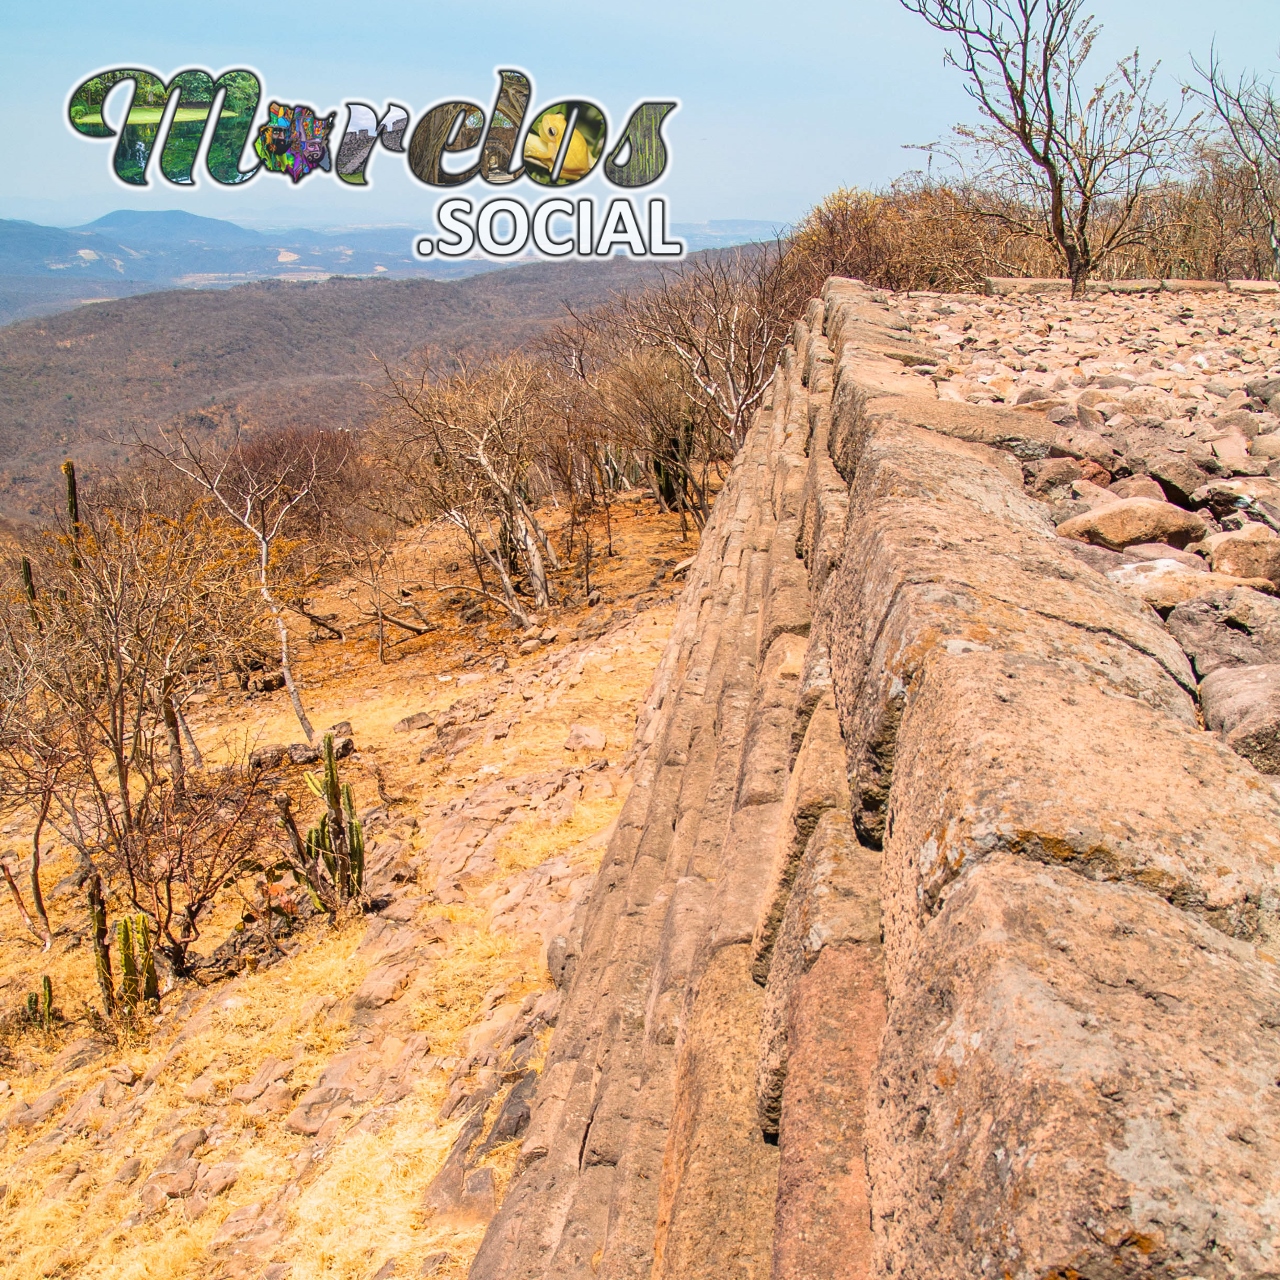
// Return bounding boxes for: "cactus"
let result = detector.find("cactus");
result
[62,460,82,570]
[87,873,114,1016]
[290,734,364,913]
[19,557,41,633]
[24,977,54,1030]
[116,914,158,1013]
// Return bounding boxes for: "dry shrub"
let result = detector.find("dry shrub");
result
[789,154,1280,293]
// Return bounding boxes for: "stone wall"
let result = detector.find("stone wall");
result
[470,279,1280,1280]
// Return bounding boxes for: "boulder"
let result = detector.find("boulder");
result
[1029,456,1082,493]
[1050,426,1117,467]
[1200,663,1280,772]
[1166,587,1280,677]
[1246,375,1280,401]
[1069,478,1121,509]
[1105,561,1273,612]
[249,744,288,770]
[1191,476,1280,518]
[1205,523,1280,583]
[1147,450,1211,506]
[563,724,606,753]
[393,711,435,733]
[1056,497,1206,549]
[1251,431,1280,459]
[1108,474,1165,500]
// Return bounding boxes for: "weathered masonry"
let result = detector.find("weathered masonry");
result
[471,278,1280,1280]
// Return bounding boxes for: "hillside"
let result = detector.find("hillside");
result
[4,275,1278,1279]
[0,495,692,1280]
[0,258,663,523]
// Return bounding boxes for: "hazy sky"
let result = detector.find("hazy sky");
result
[1,0,1276,230]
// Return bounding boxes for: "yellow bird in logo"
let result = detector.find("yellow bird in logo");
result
[524,111,594,181]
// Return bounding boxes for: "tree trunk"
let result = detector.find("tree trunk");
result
[160,690,185,797]
[29,791,52,947]
[259,542,314,742]
[175,702,204,770]
[517,513,551,609]
[1,863,42,945]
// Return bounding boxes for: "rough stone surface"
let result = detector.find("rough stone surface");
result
[1166,586,1280,676]
[469,277,1280,1280]
[870,855,1280,1280]
[1207,522,1280,582]
[1055,496,1206,548]
[1201,662,1280,772]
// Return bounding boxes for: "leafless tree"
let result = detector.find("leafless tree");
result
[902,0,1191,294]
[0,475,263,977]
[146,424,351,742]
[613,244,801,446]
[0,635,56,949]
[372,355,559,625]
[98,761,270,972]
[1192,47,1280,280]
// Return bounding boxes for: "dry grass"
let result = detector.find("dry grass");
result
[0,495,688,1278]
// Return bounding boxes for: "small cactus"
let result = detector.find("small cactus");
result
[116,914,158,1013]
[25,977,55,1030]
[280,734,365,914]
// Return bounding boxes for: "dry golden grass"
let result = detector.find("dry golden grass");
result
[0,496,688,1279]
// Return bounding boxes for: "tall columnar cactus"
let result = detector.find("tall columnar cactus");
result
[39,975,53,1031]
[116,913,159,1013]
[297,734,365,912]
[87,873,115,1016]
[62,459,82,571]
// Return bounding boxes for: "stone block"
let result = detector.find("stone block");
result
[870,855,1280,1280]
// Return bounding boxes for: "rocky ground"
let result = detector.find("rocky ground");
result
[0,501,691,1280]
[883,281,1280,772]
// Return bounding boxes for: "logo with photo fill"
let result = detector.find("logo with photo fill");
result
[68,68,682,260]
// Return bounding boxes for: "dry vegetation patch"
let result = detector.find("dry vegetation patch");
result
[0,494,688,1279]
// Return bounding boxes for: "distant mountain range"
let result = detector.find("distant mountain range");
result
[0,211,786,326]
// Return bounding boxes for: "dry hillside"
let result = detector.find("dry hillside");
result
[0,494,692,1280]
[0,257,666,524]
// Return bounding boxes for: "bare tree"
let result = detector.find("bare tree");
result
[1192,48,1280,280]
[902,0,1190,294]
[147,424,349,742]
[0,474,263,979]
[614,245,801,446]
[372,355,559,625]
[98,762,270,972]
[0,638,56,949]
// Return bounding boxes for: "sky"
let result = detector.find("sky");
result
[1,0,1277,231]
